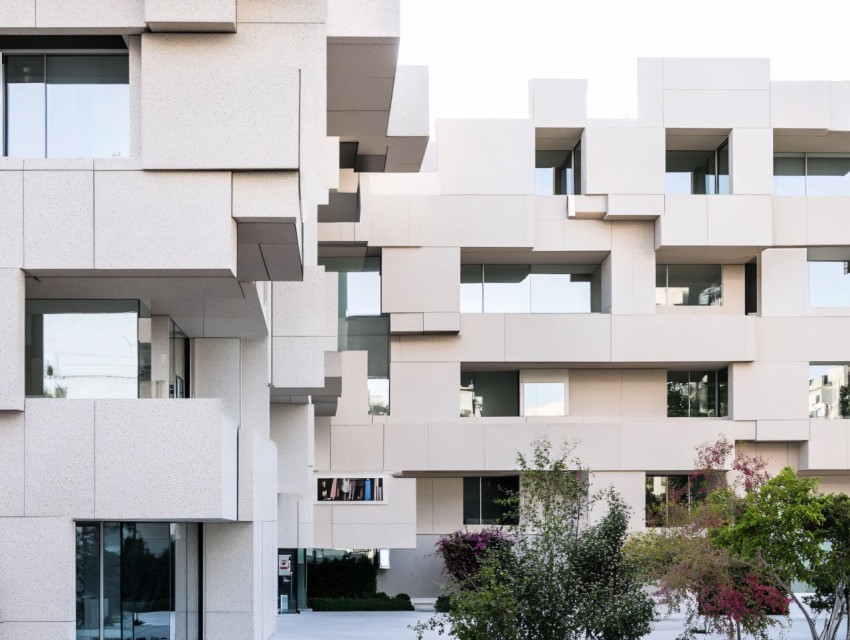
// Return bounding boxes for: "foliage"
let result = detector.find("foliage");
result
[306,554,376,599]
[310,593,414,611]
[433,528,516,584]
[712,467,850,640]
[413,438,655,640]
[434,594,452,613]
[627,436,789,640]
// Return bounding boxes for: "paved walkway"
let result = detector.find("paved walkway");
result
[275,606,847,640]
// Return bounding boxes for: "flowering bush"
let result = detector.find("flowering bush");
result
[434,529,516,584]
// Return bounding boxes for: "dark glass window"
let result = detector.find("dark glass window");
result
[666,141,729,195]
[460,371,519,417]
[667,369,728,417]
[5,54,129,158]
[535,144,580,195]
[463,476,519,525]
[656,264,722,307]
[645,474,708,527]
[320,257,389,414]
[77,522,199,640]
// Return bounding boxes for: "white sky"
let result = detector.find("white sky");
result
[398,0,850,122]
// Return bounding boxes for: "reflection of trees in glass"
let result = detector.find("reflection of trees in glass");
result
[667,381,689,417]
[840,384,850,418]
[75,525,99,630]
[645,474,709,527]
[121,526,172,615]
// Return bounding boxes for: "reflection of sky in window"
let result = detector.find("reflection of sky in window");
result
[535,168,556,195]
[465,267,593,313]
[345,272,381,316]
[43,313,137,398]
[47,85,129,157]
[774,155,850,196]
[808,262,850,307]
[665,173,693,195]
[523,382,565,416]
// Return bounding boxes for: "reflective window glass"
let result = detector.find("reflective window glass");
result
[808,261,850,307]
[530,266,591,313]
[368,378,389,415]
[657,264,722,306]
[535,149,574,195]
[463,476,519,525]
[806,154,850,196]
[666,150,714,195]
[460,371,519,417]
[460,264,483,313]
[523,382,565,416]
[76,524,100,640]
[5,55,129,158]
[666,370,727,417]
[26,300,140,399]
[808,364,850,419]
[645,474,709,527]
[483,265,531,313]
[773,153,806,195]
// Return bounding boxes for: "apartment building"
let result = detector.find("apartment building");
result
[300,59,850,598]
[0,1,427,638]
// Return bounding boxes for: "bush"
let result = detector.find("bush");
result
[306,554,377,599]
[434,594,452,613]
[310,595,414,612]
[434,529,516,584]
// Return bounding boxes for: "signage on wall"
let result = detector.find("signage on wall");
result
[278,554,292,577]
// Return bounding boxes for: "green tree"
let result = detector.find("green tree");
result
[712,467,850,640]
[413,438,654,640]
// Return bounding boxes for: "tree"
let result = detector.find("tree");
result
[627,436,789,640]
[712,467,850,640]
[413,438,654,640]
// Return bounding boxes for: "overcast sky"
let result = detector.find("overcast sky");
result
[398,0,850,122]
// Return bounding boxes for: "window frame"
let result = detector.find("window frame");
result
[462,475,520,526]
[1,48,130,159]
[656,263,723,307]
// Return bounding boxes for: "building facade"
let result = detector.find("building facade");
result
[0,1,427,638]
[306,59,850,597]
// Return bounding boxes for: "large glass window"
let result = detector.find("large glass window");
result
[461,264,599,313]
[463,476,519,525]
[523,382,565,417]
[667,369,728,417]
[535,144,581,195]
[77,522,200,640]
[656,264,722,306]
[460,371,519,417]
[666,141,729,195]
[5,54,129,158]
[774,153,850,196]
[808,364,850,419]
[645,474,708,527]
[26,301,187,400]
[320,257,389,414]
[808,261,850,307]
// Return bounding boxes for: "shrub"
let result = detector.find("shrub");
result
[310,595,414,612]
[306,554,377,599]
[434,594,452,613]
[434,529,516,584]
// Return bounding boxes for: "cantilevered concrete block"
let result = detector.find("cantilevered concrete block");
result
[760,248,808,317]
[146,0,236,32]
[36,0,145,32]
[141,27,300,169]
[437,120,535,195]
[382,247,459,314]
[771,82,831,130]
[583,126,665,195]
[0,269,24,411]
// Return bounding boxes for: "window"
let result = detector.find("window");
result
[76,522,200,640]
[26,301,188,400]
[666,141,729,195]
[774,153,850,196]
[535,142,581,195]
[808,261,850,307]
[316,477,385,502]
[808,365,850,419]
[461,264,599,313]
[460,371,519,417]
[523,382,565,417]
[656,264,722,306]
[645,474,708,527]
[320,257,389,415]
[667,370,728,417]
[4,54,129,158]
[463,476,519,525]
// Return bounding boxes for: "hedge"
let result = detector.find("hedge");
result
[307,555,377,599]
[310,595,414,612]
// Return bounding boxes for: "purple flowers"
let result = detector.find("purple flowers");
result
[434,529,516,583]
